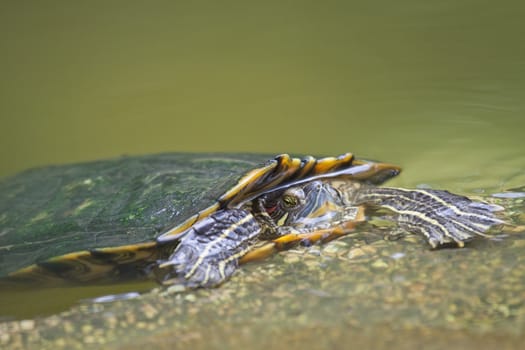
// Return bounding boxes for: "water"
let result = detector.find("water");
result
[1,0,525,349]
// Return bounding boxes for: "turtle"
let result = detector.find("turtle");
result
[0,152,504,289]
[0,152,398,287]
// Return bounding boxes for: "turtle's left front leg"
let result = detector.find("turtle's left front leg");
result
[355,187,506,248]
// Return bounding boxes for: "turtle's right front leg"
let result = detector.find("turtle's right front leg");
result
[155,208,262,288]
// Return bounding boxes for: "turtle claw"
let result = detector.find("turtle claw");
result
[155,243,241,288]
[383,229,406,242]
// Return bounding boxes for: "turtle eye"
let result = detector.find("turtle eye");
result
[281,188,305,210]
[282,195,298,208]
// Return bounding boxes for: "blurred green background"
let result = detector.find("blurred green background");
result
[1,0,524,189]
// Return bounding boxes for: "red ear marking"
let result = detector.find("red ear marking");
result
[265,205,277,214]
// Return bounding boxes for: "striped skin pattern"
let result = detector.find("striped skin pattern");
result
[157,209,263,288]
[355,187,505,248]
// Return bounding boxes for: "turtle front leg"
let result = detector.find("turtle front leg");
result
[155,208,263,288]
[356,187,505,248]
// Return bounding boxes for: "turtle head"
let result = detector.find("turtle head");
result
[260,180,359,230]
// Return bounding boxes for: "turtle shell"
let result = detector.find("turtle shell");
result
[0,152,399,283]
